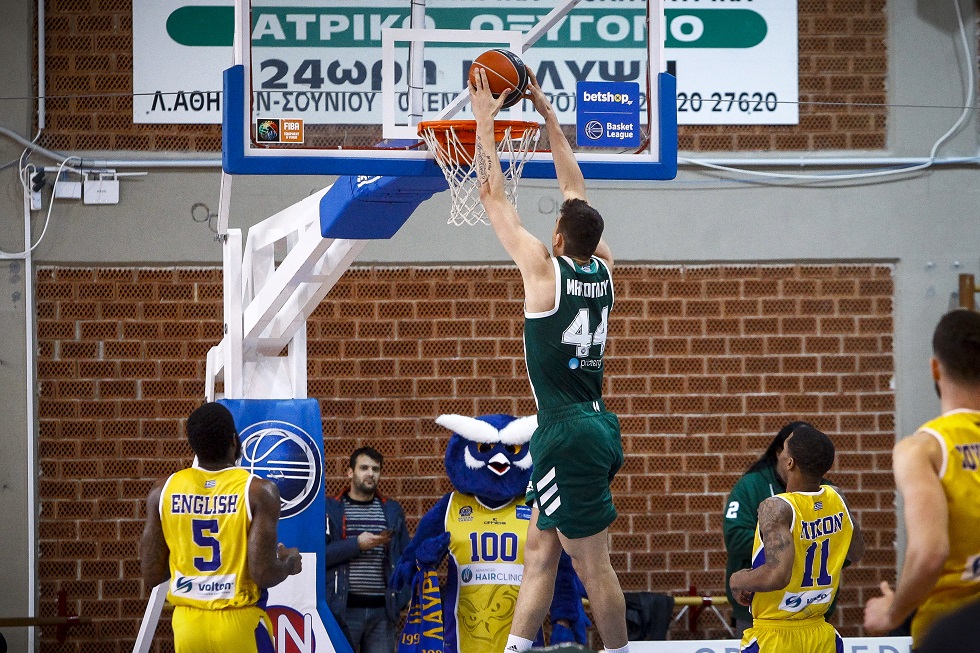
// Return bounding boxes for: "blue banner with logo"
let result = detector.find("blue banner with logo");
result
[398,565,444,653]
[220,398,353,653]
[576,81,641,148]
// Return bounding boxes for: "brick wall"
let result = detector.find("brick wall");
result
[37,0,888,152]
[36,263,896,652]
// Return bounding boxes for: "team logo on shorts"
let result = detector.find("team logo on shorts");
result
[240,420,323,519]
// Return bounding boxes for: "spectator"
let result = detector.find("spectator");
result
[325,446,411,653]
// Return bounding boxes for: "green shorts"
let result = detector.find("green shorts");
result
[526,400,624,539]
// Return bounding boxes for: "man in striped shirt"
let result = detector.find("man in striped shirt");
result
[325,447,411,653]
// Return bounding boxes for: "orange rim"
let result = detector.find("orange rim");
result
[418,120,538,159]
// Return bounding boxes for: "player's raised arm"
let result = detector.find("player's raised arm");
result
[729,497,795,595]
[470,69,551,280]
[525,72,612,266]
[526,71,585,204]
[247,477,303,588]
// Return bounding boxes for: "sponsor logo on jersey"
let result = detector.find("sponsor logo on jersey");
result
[172,574,237,600]
[516,505,532,520]
[240,420,323,519]
[813,500,823,510]
[204,479,216,488]
[459,563,524,585]
[779,588,833,612]
[458,506,473,522]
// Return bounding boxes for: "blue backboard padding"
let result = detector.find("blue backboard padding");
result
[223,65,677,180]
[319,174,448,239]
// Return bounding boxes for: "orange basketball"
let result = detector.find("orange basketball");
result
[468,49,529,109]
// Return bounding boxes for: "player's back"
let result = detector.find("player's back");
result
[524,255,613,410]
[161,465,263,609]
[749,485,854,622]
[913,409,980,642]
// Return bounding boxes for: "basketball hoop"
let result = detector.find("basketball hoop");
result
[417,120,540,226]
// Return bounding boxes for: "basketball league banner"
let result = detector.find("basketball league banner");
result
[219,398,353,653]
[133,0,798,126]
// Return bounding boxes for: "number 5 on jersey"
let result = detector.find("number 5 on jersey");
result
[192,518,222,572]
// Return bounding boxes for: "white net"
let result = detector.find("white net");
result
[418,120,540,226]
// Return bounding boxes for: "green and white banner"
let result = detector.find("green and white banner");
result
[133,0,797,125]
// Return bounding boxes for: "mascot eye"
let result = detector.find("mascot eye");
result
[478,443,493,454]
[505,445,522,455]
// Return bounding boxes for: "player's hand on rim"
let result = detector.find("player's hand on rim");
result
[469,68,509,121]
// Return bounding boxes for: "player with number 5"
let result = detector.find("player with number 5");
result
[470,66,629,653]
[140,402,302,653]
[729,425,864,653]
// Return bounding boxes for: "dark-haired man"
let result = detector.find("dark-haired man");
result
[864,309,980,646]
[471,69,628,653]
[729,425,864,653]
[325,447,410,653]
[140,402,302,653]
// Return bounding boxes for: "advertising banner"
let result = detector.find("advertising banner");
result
[133,0,797,126]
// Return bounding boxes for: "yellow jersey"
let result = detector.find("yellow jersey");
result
[912,409,980,643]
[445,492,529,653]
[749,485,853,622]
[160,465,263,609]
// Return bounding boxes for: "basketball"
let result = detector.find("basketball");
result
[468,49,529,109]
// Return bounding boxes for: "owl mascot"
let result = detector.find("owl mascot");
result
[391,413,589,653]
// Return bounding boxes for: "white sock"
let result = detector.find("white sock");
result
[503,634,534,652]
[605,645,630,653]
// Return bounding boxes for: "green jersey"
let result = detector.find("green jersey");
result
[524,256,613,411]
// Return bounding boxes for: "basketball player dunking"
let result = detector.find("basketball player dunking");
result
[470,68,630,653]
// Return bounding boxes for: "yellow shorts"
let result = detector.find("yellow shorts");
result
[172,605,275,653]
[740,617,842,653]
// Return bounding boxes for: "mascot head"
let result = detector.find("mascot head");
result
[435,413,536,506]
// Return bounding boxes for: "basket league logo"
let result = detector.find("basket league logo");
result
[240,420,323,519]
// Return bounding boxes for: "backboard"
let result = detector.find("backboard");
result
[224,0,676,180]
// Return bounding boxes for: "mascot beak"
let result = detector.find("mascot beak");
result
[487,452,511,476]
